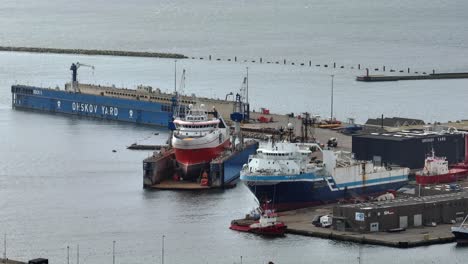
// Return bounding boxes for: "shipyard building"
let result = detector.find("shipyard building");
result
[352,130,466,169]
[332,192,468,233]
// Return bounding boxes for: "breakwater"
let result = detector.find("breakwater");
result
[0,46,187,59]
[1,47,442,76]
[356,72,468,82]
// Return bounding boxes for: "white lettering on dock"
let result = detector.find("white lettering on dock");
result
[72,102,118,116]
[101,105,118,116]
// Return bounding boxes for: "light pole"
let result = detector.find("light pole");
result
[67,246,70,264]
[3,234,6,264]
[330,74,335,121]
[113,241,116,264]
[162,235,165,264]
[246,67,249,104]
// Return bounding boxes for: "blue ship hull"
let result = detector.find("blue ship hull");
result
[11,85,173,127]
[242,175,408,211]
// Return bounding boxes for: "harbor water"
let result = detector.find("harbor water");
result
[1,0,468,263]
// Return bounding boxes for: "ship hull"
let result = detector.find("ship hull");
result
[11,86,173,126]
[174,139,230,180]
[415,169,468,185]
[242,177,408,211]
[452,227,468,244]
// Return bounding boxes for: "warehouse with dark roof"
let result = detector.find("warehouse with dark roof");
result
[352,130,465,169]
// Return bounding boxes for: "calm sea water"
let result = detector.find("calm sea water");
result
[1,1,468,263]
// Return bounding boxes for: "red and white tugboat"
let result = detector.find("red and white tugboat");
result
[230,207,287,236]
[171,104,230,180]
[415,149,468,185]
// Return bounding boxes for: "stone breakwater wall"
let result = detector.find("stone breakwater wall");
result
[0,46,187,59]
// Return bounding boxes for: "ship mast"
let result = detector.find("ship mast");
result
[174,60,177,93]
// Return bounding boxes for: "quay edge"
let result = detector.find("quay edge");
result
[285,227,454,248]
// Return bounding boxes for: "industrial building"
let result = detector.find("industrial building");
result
[352,131,466,169]
[332,192,468,233]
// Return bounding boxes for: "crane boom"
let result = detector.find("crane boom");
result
[70,62,95,92]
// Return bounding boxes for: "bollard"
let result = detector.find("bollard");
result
[235,56,237,62]
[408,67,410,73]
[374,68,379,71]
[399,70,404,73]
[309,61,311,66]
[209,55,211,60]
[333,62,336,68]
[358,64,361,70]
[433,69,435,74]
[300,63,304,66]
[216,58,220,61]
[191,57,195,59]
[383,66,386,71]
[252,60,256,63]
[324,64,328,67]
[340,65,344,68]
[291,62,295,65]
[260,58,262,63]
[200,57,203,60]
[366,68,369,76]
[228,59,231,61]
[284,59,286,64]
[275,61,279,64]
[316,64,320,67]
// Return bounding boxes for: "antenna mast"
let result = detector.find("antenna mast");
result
[174,60,177,93]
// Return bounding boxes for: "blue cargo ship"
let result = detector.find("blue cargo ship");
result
[11,63,247,127]
[240,141,409,211]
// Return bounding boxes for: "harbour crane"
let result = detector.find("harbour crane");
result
[70,62,95,92]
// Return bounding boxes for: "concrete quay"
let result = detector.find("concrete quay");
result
[244,111,352,150]
[278,206,456,248]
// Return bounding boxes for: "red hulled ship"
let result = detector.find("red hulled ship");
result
[171,104,230,180]
[415,149,468,185]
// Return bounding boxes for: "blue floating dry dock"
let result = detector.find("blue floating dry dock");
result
[143,141,258,190]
